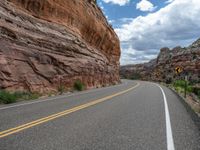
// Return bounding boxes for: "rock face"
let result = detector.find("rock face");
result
[120,38,200,83]
[0,0,120,93]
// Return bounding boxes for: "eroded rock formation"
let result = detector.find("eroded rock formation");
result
[120,38,200,83]
[0,0,120,93]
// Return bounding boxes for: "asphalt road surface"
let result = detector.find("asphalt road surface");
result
[0,80,199,150]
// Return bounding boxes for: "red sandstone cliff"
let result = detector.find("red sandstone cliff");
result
[0,0,120,93]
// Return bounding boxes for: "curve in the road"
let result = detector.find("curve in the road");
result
[0,82,140,138]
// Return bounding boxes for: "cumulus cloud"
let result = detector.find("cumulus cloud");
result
[102,0,130,6]
[115,0,200,65]
[136,0,156,12]
[120,45,158,65]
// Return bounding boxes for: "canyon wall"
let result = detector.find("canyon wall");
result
[120,38,200,83]
[0,0,120,93]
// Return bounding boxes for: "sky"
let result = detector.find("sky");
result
[97,0,200,65]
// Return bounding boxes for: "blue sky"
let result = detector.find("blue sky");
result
[97,0,200,65]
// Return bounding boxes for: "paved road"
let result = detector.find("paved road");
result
[0,80,199,150]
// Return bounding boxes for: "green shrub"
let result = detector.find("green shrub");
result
[27,92,40,100]
[74,80,85,91]
[173,80,194,93]
[15,91,40,100]
[0,90,41,104]
[193,87,200,99]
[186,86,193,93]
[173,80,186,88]
[13,91,28,99]
[58,85,65,94]
[0,90,17,104]
[175,86,184,93]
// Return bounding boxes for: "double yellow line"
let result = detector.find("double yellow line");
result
[0,83,140,138]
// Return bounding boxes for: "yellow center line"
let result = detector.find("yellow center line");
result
[0,83,140,138]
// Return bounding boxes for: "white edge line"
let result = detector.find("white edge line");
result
[0,81,130,111]
[156,84,175,150]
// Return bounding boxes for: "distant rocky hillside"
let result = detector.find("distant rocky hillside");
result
[120,38,200,83]
[0,0,120,93]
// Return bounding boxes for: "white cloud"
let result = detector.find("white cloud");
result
[165,0,175,4]
[115,0,200,65]
[102,0,130,6]
[99,2,105,10]
[136,0,156,12]
[109,20,115,24]
[119,18,133,23]
[120,45,158,65]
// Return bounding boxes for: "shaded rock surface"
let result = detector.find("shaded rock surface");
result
[0,0,120,93]
[120,38,200,83]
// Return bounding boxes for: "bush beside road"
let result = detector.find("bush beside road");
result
[167,80,200,115]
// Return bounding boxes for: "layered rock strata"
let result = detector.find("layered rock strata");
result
[0,0,120,93]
